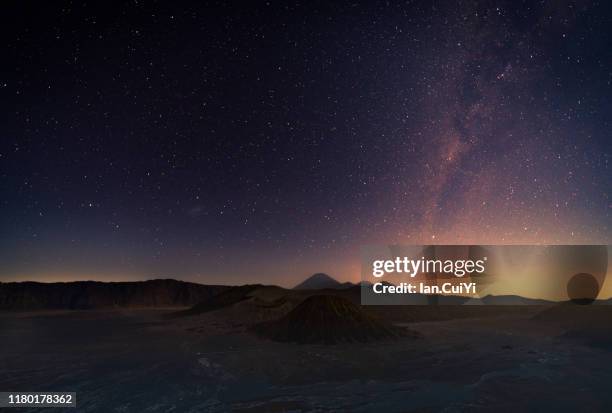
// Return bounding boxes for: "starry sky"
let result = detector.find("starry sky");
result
[1,1,610,287]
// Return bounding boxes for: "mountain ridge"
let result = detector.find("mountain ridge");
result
[0,279,228,310]
[293,273,354,290]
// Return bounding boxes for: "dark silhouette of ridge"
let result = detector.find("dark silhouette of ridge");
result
[175,284,262,316]
[293,273,351,290]
[0,279,228,310]
[253,294,415,344]
[481,295,553,306]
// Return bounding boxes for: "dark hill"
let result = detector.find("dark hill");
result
[481,295,553,305]
[293,273,348,290]
[0,279,228,310]
[253,295,413,344]
[175,284,262,316]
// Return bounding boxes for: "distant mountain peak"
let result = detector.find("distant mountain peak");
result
[293,273,343,290]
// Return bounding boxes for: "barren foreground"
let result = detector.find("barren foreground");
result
[1,306,612,412]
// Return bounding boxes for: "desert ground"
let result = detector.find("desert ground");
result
[2,298,612,412]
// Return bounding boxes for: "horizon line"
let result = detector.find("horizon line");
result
[2,277,612,302]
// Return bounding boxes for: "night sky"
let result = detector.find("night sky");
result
[1,1,610,286]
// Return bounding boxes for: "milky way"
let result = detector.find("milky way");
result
[1,1,610,286]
